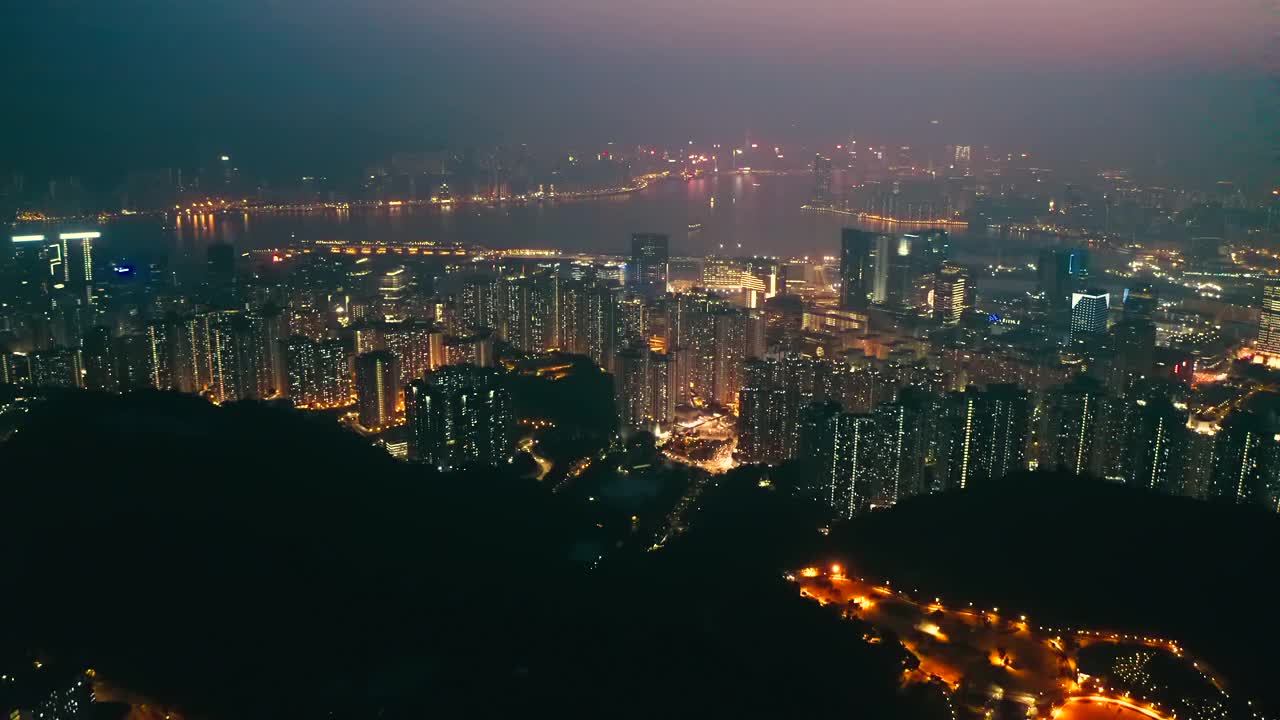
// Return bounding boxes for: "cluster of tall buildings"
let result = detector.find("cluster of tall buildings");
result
[838,228,968,323]
[6,221,1280,516]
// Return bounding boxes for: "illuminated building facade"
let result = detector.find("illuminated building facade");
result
[1256,281,1280,355]
[628,233,669,298]
[1041,375,1106,477]
[839,228,873,311]
[355,350,401,429]
[405,365,514,469]
[933,263,970,326]
[1038,247,1089,319]
[284,336,351,407]
[947,384,1030,490]
[1070,290,1110,341]
[29,347,83,388]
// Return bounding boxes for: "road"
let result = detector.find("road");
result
[795,569,1184,720]
[1054,696,1166,719]
[518,436,553,481]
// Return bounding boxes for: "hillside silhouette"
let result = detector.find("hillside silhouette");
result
[0,391,940,719]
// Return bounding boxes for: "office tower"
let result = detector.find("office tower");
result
[702,256,745,291]
[1041,375,1106,477]
[355,350,401,429]
[1069,290,1110,341]
[871,234,921,308]
[29,348,83,388]
[405,365,514,469]
[840,228,872,311]
[1038,247,1089,317]
[628,233,669,297]
[81,326,118,393]
[56,231,99,289]
[812,153,834,206]
[1123,282,1158,321]
[947,384,1030,490]
[746,256,783,300]
[1257,281,1280,355]
[933,263,970,325]
[379,266,411,304]
[206,242,236,304]
[914,229,950,271]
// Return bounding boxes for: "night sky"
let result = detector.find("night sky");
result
[2,0,1273,182]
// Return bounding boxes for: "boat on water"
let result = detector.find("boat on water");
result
[687,222,703,231]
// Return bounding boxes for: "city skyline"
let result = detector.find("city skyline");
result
[2,2,1279,720]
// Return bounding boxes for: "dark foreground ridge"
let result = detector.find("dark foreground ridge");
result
[0,392,938,719]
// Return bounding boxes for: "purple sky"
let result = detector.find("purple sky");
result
[3,0,1274,183]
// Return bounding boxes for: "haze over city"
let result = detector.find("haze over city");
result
[4,0,1274,185]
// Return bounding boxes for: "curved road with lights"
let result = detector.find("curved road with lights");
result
[795,570,1190,720]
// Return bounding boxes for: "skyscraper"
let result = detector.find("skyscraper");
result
[628,233,669,298]
[1208,405,1278,508]
[1038,247,1089,318]
[405,365,514,469]
[355,350,401,430]
[839,229,872,311]
[1109,319,1156,393]
[1070,290,1110,341]
[811,153,834,206]
[871,234,919,308]
[1257,281,1280,355]
[933,263,970,326]
[29,348,83,388]
[1119,383,1186,493]
[81,326,118,393]
[1041,376,1106,477]
[284,336,351,408]
[1123,282,1158,321]
[828,412,877,518]
[948,384,1030,490]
